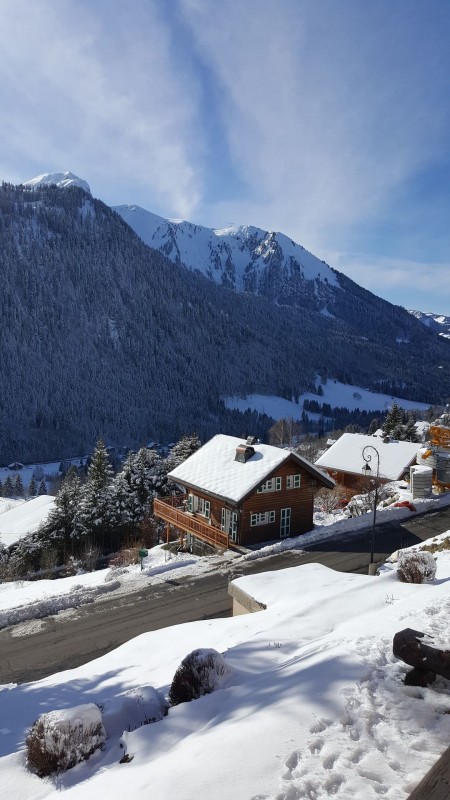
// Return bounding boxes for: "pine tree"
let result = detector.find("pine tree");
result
[39,467,81,559]
[166,435,202,472]
[368,418,380,435]
[382,404,418,442]
[14,474,24,497]
[382,403,403,440]
[108,468,137,549]
[75,439,115,551]
[3,475,14,497]
[38,478,47,495]
[28,475,37,497]
[128,447,167,509]
[403,413,418,442]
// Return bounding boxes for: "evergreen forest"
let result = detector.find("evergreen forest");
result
[0,182,449,464]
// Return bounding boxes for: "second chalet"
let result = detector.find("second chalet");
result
[153,434,335,550]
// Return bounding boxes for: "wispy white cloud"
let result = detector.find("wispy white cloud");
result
[0,0,204,217]
[178,0,450,256]
[0,0,449,313]
[326,249,450,313]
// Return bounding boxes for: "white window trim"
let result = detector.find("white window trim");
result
[188,494,210,519]
[286,474,301,489]
[250,510,276,526]
[257,476,282,493]
[221,508,238,539]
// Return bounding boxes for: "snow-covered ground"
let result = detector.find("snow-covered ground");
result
[0,496,56,548]
[225,378,430,421]
[0,457,86,492]
[0,490,450,799]
[0,485,449,629]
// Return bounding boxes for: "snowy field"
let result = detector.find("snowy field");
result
[0,496,56,548]
[225,378,430,421]
[0,492,450,799]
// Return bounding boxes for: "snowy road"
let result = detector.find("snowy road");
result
[2,505,450,684]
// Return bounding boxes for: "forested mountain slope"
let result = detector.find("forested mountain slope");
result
[0,182,448,463]
[409,309,450,339]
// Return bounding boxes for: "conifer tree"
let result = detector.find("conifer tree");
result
[382,403,403,440]
[166,435,202,472]
[403,413,418,442]
[28,474,37,497]
[3,475,14,497]
[39,466,81,559]
[128,447,167,509]
[38,478,47,495]
[75,439,115,550]
[368,418,380,435]
[382,404,418,442]
[14,474,24,497]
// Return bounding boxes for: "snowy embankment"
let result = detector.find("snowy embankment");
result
[0,496,56,548]
[0,530,449,800]
[0,488,449,631]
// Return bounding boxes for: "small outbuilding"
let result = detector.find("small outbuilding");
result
[314,433,419,494]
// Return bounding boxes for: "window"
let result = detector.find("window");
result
[221,508,238,541]
[250,510,275,526]
[188,494,210,519]
[257,476,281,493]
[286,474,301,489]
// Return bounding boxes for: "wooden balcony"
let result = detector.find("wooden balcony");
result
[153,495,229,551]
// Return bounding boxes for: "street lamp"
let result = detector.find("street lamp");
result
[361,445,380,573]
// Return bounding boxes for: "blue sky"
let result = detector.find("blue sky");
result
[1,0,449,314]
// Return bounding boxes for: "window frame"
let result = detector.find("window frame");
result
[286,474,301,489]
[257,476,282,493]
[188,494,210,519]
[250,510,276,526]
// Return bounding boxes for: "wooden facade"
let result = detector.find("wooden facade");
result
[325,469,388,496]
[154,450,333,550]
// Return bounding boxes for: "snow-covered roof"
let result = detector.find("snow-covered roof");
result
[168,434,333,504]
[314,433,419,481]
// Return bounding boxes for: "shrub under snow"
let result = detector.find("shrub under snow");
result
[26,703,106,777]
[100,686,168,738]
[169,648,231,706]
[397,550,437,584]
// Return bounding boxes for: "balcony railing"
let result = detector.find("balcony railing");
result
[153,495,229,550]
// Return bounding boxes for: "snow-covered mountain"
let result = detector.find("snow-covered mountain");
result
[2,176,450,461]
[24,171,91,194]
[408,310,450,340]
[113,204,339,307]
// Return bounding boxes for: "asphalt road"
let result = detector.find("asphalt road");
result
[1,506,449,685]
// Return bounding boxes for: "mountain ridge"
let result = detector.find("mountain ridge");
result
[113,203,339,309]
[1,175,445,462]
[26,173,448,322]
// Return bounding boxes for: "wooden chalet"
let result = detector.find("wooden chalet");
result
[314,433,419,494]
[153,434,335,551]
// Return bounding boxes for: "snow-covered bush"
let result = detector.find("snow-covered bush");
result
[169,648,231,706]
[99,686,168,738]
[397,550,437,584]
[346,493,373,517]
[26,703,106,777]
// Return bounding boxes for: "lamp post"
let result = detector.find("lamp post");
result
[361,445,380,573]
